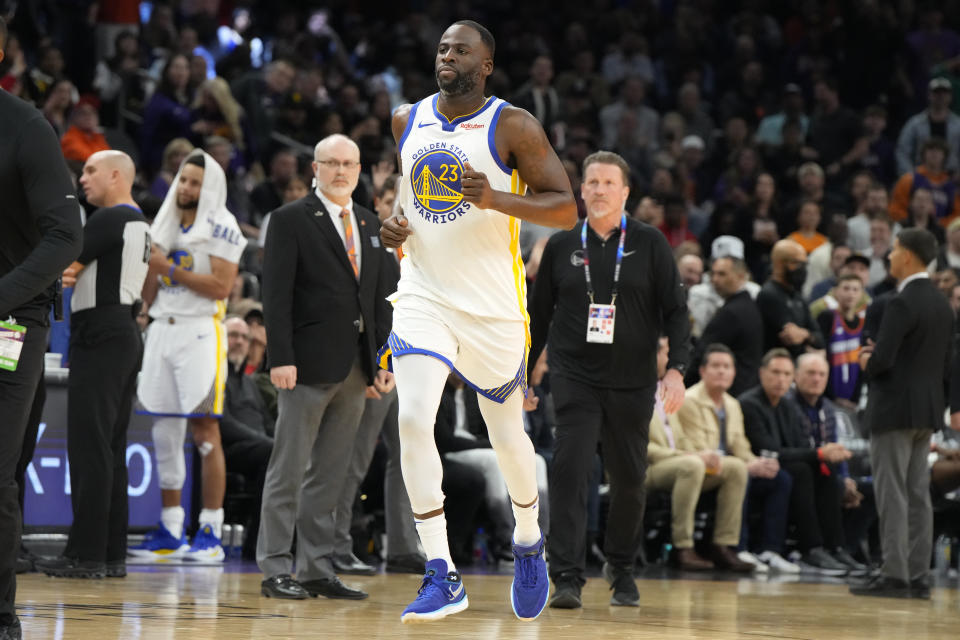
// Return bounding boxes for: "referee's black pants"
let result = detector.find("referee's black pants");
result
[64,308,142,564]
[548,375,655,580]
[0,324,48,626]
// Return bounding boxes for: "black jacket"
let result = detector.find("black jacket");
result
[0,90,81,324]
[687,289,763,396]
[757,279,824,358]
[863,277,953,433]
[434,384,492,454]
[262,192,394,385]
[738,385,818,464]
[221,365,274,447]
[529,218,690,389]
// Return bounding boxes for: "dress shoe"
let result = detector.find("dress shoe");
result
[331,552,377,576]
[261,574,310,600]
[0,617,21,640]
[709,545,753,573]
[301,575,368,599]
[36,556,106,579]
[548,574,583,609]
[386,553,427,574]
[674,547,714,571]
[849,574,910,598]
[910,579,931,600]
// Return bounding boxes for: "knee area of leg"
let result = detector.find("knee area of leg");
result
[397,411,432,441]
[152,419,185,459]
[192,435,217,457]
[776,469,794,490]
[724,457,748,480]
[680,456,707,476]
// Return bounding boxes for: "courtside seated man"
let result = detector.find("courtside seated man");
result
[379,20,576,623]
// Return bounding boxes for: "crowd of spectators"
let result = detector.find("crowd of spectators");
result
[8,0,960,575]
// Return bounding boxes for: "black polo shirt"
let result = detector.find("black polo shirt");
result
[0,90,82,324]
[528,217,690,390]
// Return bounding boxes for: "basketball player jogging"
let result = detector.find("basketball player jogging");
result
[379,20,577,623]
[131,150,244,563]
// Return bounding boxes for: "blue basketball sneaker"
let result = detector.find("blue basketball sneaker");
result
[511,535,549,621]
[128,523,189,560]
[183,524,226,563]
[400,559,468,623]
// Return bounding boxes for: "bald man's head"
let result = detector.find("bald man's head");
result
[313,134,360,161]
[225,316,250,366]
[312,134,361,204]
[771,239,808,290]
[80,150,136,208]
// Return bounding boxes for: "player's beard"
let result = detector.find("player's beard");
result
[177,194,200,211]
[436,67,478,97]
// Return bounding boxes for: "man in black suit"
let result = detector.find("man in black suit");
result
[687,256,763,396]
[258,134,395,600]
[852,228,954,599]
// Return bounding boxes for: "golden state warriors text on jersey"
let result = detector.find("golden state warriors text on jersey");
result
[409,143,475,224]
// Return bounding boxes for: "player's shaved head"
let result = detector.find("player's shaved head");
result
[88,150,136,187]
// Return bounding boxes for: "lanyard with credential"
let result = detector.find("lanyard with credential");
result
[581,213,627,305]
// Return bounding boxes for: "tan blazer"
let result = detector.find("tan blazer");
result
[647,407,687,465]
[672,381,756,462]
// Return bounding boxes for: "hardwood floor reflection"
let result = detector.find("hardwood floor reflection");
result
[15,568,960,639]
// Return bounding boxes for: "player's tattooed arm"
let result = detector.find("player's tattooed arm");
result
[490,106,577,229]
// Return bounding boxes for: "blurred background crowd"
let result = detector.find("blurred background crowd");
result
[8,0,960,572]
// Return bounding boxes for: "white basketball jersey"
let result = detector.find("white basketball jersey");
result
[396,94,528,325]
[148,211,245,319]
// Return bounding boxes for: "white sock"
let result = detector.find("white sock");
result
[199,508,224,540]
[161,506,185,540]
[415,513,455,573]
[512,498,541,546]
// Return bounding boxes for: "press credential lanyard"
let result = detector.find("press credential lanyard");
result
[582,214,626,344]
[0,316,26,372]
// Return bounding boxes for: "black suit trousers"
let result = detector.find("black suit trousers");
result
[782,460,845,552]
[548,375,655,578]
[0,325,48,626]
[64,316,142,563]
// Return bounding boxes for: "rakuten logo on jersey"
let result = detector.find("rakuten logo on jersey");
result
[460,123,485,129]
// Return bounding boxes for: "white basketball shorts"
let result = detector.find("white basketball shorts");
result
[378,293,528,403]
[137,315,227,417]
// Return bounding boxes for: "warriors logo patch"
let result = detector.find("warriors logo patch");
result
[162,249,193,286]
[412,149,464,214]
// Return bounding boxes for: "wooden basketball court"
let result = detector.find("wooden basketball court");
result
[14,567,960,639]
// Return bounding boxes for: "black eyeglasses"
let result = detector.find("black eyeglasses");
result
[316,159,360,170]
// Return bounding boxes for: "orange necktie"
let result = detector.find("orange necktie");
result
[340,209,359,279]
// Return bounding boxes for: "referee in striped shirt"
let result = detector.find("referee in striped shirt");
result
[37,151,151,579]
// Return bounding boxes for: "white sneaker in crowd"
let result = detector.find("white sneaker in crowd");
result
[758,550,801,573]
[736,550,769,573]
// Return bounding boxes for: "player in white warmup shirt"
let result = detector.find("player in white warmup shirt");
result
[378,20,577,623]
[132,150,244,562]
